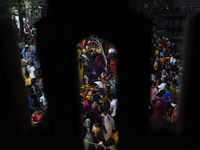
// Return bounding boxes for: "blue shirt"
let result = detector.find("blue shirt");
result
[160,52,164,58]
[31,53,36,62]
[163,91,172,105]
[35,63,39,68]
[28,96,33,109]
[21,48,26,60]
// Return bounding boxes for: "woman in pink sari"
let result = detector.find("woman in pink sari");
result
[150,82,158,101]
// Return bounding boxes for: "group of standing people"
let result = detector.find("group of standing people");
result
[149,33,182,123]
[77,37,118,150]
[18,28,47,127]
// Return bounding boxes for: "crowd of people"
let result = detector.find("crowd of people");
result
[18,26,47,127]
[17,25,183,149]
[77,37,119,150]
[149,32,182,123]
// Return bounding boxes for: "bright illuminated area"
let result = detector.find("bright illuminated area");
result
[77,35,119,149]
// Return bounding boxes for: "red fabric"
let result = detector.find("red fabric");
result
[31,111,43,122]
[151,99,163,116]
[91,130,102,143]
[110,61,117,73]
[90,107,99,117]
[25,26,29,32]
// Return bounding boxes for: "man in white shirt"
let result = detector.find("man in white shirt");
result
[40,91,48,108]
[29,62,36,79]
[108,93,118,131]
[158,78,167,92]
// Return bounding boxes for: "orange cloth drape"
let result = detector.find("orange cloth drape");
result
[110,61,116,73]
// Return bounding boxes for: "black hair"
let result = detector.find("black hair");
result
[164,77,168,83]
[97,133,105,142]
[93,118,99,124]
[88,144,96,150]
[91,100,97,105]
[102,106,109,113]
[167,82,171,87]
[106,86,110,90]
[85,112,91,119]
[97,133,108,146]
[92,91,97,94]
[31,78,36,85]
[111,93,116,99]
[160,90,165,96]
[87,100,91,106]
[31,62,35,66]
[25,47,29,53]
[172,79,178,86]
[108,138,115,146]
[97,147,104,150]
[35,107,39,111]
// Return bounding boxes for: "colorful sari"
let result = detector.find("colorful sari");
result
[91,125,102,143]
[171,104,178,123]
[101,113,115,141]
[31,111,43,123]
[86,90,93,101]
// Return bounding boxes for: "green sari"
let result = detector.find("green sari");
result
[169,86,176,103]
[41,105,48,115]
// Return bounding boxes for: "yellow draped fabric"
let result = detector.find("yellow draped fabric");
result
[92,126,101,137]
[78,62,84,82]
[112,130,119,144]
[25,77,32,87]
[77,49,81,60]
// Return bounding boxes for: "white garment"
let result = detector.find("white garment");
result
[29,66,36,79]
[158,83,167,92]
[151,74,156,82]
[172,58,176,65]
[26,65,31,72]
[94,81,103,89]
[170,56,173,64]
[82,54,89,66]
[101,113,115,141]
[161,70,168,81]
[84,75,88,84]
[110,99,118,117]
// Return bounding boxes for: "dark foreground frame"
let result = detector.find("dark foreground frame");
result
[0,0,200,150]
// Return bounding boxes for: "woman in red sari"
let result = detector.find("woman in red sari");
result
[110,59,116,74]
[31,107,43,126]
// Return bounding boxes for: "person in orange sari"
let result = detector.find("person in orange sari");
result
[31,107,43,126]
[110,59,116,74]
